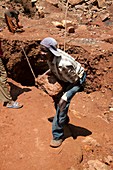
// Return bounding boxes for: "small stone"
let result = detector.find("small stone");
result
[52,21,64,28]
[67,26,75,33]
[109,108,113,112]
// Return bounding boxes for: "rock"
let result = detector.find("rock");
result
[86,0,97,5]
[68,0,84,6]
[38,7,45,18]
[104,155,113,165]
[62,20,74,27]
[109,108,113,112]
[87,160,110,170]
[67,26,75,33]
[82,136,100,147]
[46,0,59,6]
[96,70,102,75]
[52,21,64,28]
[97,0,106,8]
[37,73,62,96]
[75,24,88,33]
[100,12,110,21]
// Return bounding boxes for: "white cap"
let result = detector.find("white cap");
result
[40,37,61,56]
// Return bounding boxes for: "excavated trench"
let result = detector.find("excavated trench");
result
[1,39,113,94]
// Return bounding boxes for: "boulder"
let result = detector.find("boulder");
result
[37,73,62,96]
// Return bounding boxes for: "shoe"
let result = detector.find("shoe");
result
[6,101,23,109]
[50,139,63,148]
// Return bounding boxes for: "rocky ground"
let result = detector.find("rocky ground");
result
[0,0,113,170]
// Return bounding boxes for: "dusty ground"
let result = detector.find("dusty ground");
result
[0,0,113,170]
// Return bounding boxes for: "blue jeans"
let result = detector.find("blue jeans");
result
[52,72,86,140]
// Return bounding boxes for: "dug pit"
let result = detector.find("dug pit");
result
[1,38,113,94]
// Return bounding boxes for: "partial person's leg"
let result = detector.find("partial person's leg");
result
[5,14,16,33]
[0,58,12,103]
[50,74,86,147]
[0,58,23,108]
[50,84,81,147]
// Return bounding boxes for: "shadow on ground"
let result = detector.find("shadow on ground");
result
[9,82,31,101]
[64,124,92,140]
[48,116,92,140]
